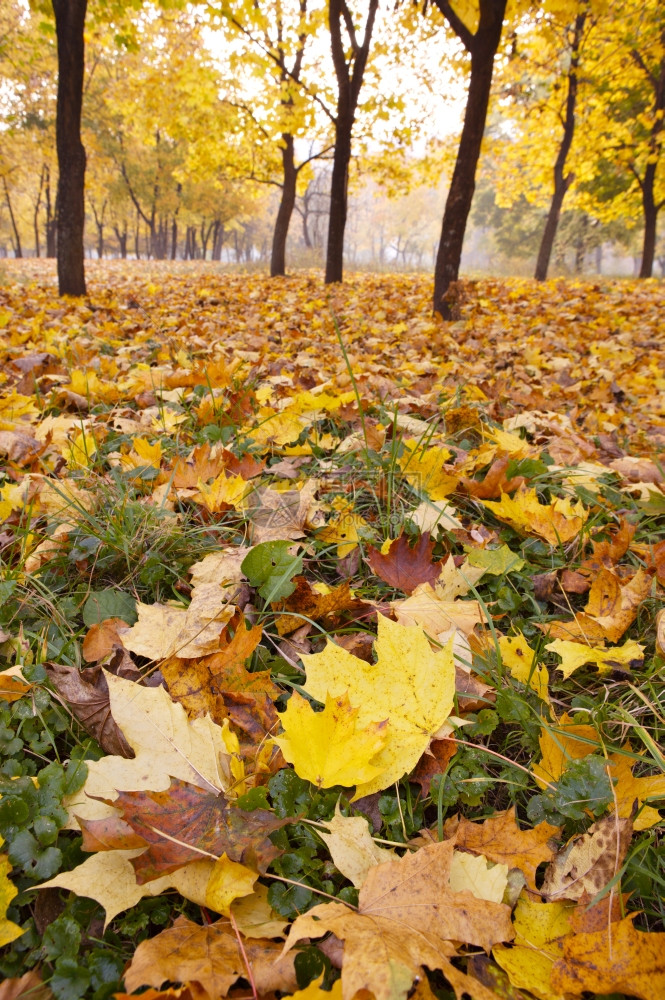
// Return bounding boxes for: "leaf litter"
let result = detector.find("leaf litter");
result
[0,263,664,999]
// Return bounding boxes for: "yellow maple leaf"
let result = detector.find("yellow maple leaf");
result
[300,615,456,798]
[131,437,163,468]
[533,714,601,788]
[63,428,98,470]
[608,746,665,830]
[274,691,388,790]
[399,440,459,500]
[0,852,24,947]
[0,390,39,430]
[481,488,588,545]
[498,633,550,703]
[493,893,573,1000]
[317,498,369,557]
[547,637,645,679]
[119,585,235,661]
[193,472,250,513]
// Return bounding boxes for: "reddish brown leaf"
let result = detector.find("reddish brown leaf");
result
[460,455,525,499]
[560,569,590,594]
[81,617,130,663]
[411,738,457,795]
[85,777,290,882]
[366,532,443,594]
[273,576,367,635]
[45,663,133,758]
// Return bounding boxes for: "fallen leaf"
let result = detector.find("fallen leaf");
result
[449,850,508,903]
[481,488,588,546]
[460,454,525,498]
[120,586,235,660]
[230,883,288,939]
[443,808,560,891]
[62,670,236,826]
[45,663,134,757]
[274,691,388,790]
[0,853,23,947]
[124,915,298,996]
[607,746,665,830]
[533,714,601,788]
[80,777,289,880]
[392,582,484,637]
[282,840,514,1000]
[543,567,653,642]
[317,803,395,887]
[493,893,573,1000]
[81,617,130,663]
[541,813,633,901]
[547,636,644,678]
[498,633,549,703]
[0,971,53,1000]
[366,532,444,593]
[301,615,456,798]
[551,914,665,1000]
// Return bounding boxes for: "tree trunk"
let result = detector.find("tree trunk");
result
[2,177,23,258]
[45,166,57,258]
[34,165,46,258]
[325,0,378,285]
[325,117,353,283]
[639,163,660,278]
[432,0,507,317]
[535,8,586,281]
[271,134,298,277]
[52,0,87,296]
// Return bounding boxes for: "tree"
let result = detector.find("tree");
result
[534,4,588,280]
[215,0,335,277]
[428,0,507,316]
[325,0,379,283]
[52,0,88,295]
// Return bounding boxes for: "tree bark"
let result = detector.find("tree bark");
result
[535,8,586,281]
[639,167,659,278]
[325,0,378,284]
[432,0,506,317]
[45,166,57,257]
[2,177,23,258]
[271,134,298,276]
[52,0,88,296]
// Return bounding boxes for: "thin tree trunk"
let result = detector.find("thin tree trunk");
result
[52,0,87,295]
[271,134,298,276]
[535,8,586,281]
[325,0,378,284]
[432,0,506,317]
[34,165,46,258]
[45,165,56,257]
[3,177,23,258]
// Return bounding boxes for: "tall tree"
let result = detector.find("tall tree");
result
[428,0,507,317]
[326,0,379,283]
[534,4,588,280]
[52,0,88,295]
[216,0,334,277]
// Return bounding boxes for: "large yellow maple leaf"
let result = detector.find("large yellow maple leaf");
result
[481,488,588,545]
[300,615,455,798]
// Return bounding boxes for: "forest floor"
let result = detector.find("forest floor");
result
[0,260,664,1000]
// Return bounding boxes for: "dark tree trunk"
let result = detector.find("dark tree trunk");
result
[271,134,298,276]
[2,177,23,258]
[34,165,46,258]
[212,220,225,261]
[639,172,659,278]
[325,0,378,284]
[45,165,57,257]
[170,217,178,260]
[326,117,353,283]
[114,225,128,259]
[535,8,586,281]
[432,0,507,317]
[52,0,87,296]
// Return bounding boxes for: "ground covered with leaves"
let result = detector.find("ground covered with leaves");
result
[0,260,664,1000]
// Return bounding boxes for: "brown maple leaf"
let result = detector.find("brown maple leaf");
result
[460,454,525,499]
[366,532,444,594]
[273,576,367,635]
[282,839,514,1000]
[123,915,297,997]
[80,777,290,881]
